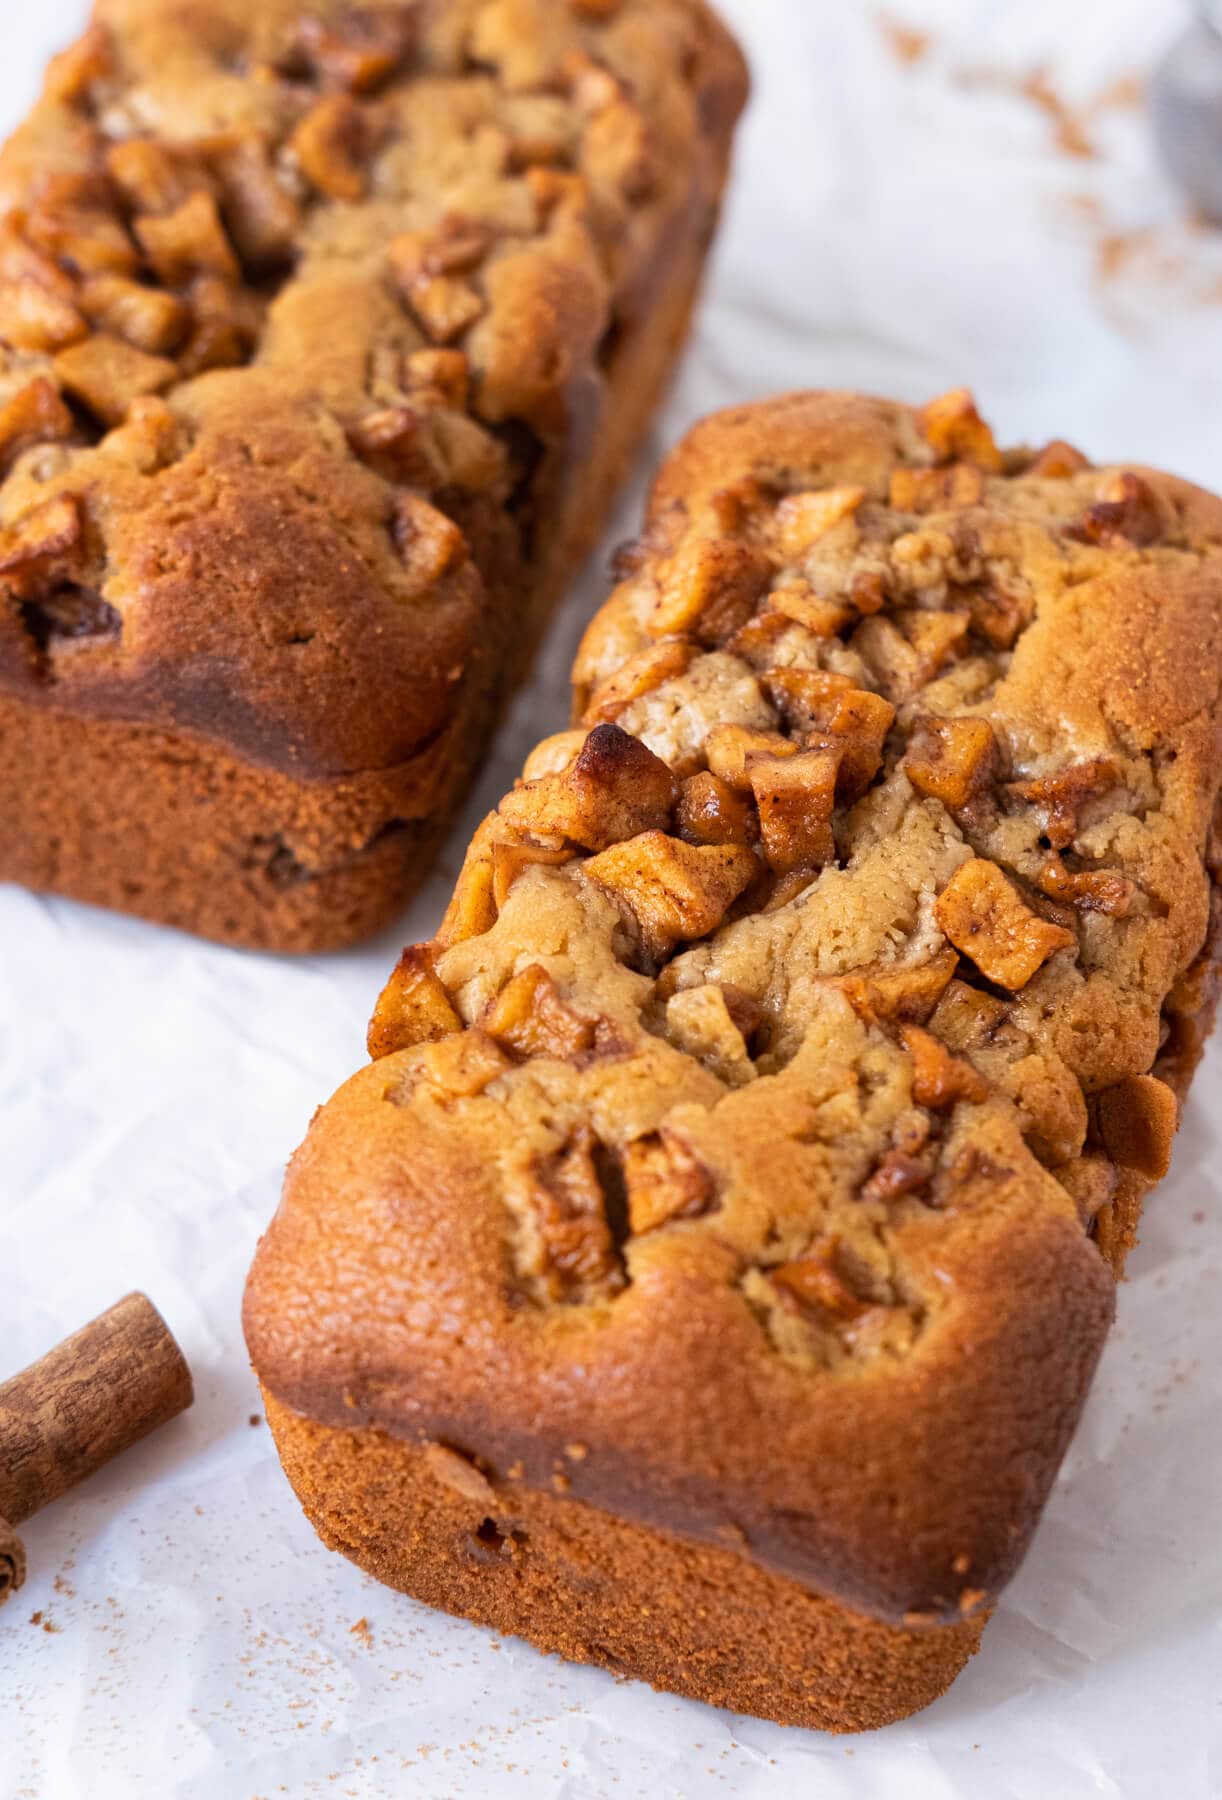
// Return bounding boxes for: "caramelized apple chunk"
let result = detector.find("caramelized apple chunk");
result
[483,963,611,1063]
[1034,856,1135,916]
[1007,759,1120,850]
[623,1130,716,1233]
[1026,439,1090,479]
[295,6,418,92]
[522,1124,625,1304]
[368,944,462,1058]
[900,1024,989,1109]
[675,770,756,847]
[499,723,677,851]
[1069,472,1166,548]
[0,378,75,472]
[935,858,1076,989]
[889,463,985,512]
[705,724,795,790]
[773,485,865,559]
[770,1240,873,1323]
[290,94,377,201]
[584,831,757,962]
[903,715,996,811]
[748,747,839,875]
[490,838,574,908]
[838,949,959,1025]
[581,639,694,726]
[1093,1073,1178,1181]
[53,334,176,425]
[392,492,468,590]
[648,537,771,644]
[919,388,1002,471]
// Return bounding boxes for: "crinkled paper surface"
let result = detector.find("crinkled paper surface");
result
[1,2,1220,1795]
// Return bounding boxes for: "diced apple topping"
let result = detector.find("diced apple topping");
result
[294,6,417,93]
[483,963,610,1063]
[705,724,795,790]
[490,838,574,908]
[584,831,757,962]
[290,95,377,201]
[402,346,470,409]
[748,747,839,875]
[418,1028,511,1098]
[522,1125,625,1303]
[582,639,694,725]
[770,1239,874,1322]
[647,537,771,644]
[838,949,959,1025]
[919,388,1002,471]
[903,714,996,811]
[853,610,968,702]
[1007,758,1121,850]
[25,174,139,277]
[209,135,301,270]
[900,1023,989,1108]
[1069,471,1166,548]
[438,840,499,947]
[1093,1073,1178,1180]
[860,1148,934,1206]
[664,982,758,1085]
[391,492,468,590]
[623,1130,716,1233]
[0,492,82,589]
[935,857,1076,989]
[773,485,865,559]
[675,770,756,848]
[766,579,854,639]
[367,944,462,1059]
[1034,856,1134,916]
[1026,439,1090,479]
[79,273,188,354]
[889,463,985,512]
[0,273,86,351]
[53,333,176,425]
[0,377,74,473]
[134,191,239,285]
[499,723,677,851]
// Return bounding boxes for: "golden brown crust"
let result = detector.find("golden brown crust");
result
[246,390,1222,1709]
[262,1388,986,1734]
[0,0,747,944]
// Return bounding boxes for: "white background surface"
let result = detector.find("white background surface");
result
[2,2,1221,1795]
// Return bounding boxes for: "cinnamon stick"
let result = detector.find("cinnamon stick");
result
[0,1292,192,1529]
[0,1516,25,1602]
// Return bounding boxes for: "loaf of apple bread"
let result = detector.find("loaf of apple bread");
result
[0,0,745,948]
[244,391,1222,1730]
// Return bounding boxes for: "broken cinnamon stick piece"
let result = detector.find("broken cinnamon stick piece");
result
[0,1292,192,1554]
[0,1516,25,1603]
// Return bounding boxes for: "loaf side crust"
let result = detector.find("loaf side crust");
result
[262,1388,986,1734]
[246,391,1222,1632]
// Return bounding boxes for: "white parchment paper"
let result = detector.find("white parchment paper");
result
[2,3,1220,1794]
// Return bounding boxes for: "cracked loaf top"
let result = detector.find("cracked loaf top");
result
[0,0,744,773]
[245,390,1222,1626]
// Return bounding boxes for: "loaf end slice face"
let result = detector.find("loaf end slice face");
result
[245,390,1222,1725]
[0,0,747,949]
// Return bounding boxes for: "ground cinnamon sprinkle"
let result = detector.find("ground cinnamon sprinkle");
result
[877,11,934,66]
[952,62,1100,159]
